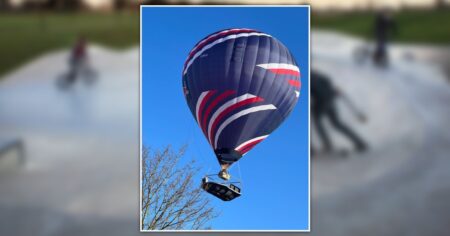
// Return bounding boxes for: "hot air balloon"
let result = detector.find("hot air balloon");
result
[182,28,301,200]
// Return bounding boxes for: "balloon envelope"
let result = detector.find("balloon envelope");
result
[182,28,301,167]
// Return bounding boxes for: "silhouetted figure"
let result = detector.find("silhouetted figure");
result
[373,10,396,67]
[57,36,97,89]
[311,70,367,155]
[69,36,87,81]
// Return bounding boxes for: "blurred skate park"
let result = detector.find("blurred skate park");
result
[1,0,450,235]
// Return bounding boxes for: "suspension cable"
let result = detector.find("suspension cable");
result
[237,161,243,188]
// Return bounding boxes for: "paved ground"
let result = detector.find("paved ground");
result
[311,31,450,236]
[0,31,449,235]
[0,46,141,235]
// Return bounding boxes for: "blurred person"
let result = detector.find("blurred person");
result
[311,69,368,156]
[373,9,397,67]
[57,35,97,89]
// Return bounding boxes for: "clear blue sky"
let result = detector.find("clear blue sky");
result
[142,6,309,230]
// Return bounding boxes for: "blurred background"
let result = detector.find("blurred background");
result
[0,0,449,235]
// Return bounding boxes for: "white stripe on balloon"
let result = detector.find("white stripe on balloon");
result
[214,104,276,148]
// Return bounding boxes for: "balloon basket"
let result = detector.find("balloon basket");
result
[201,174,242,201]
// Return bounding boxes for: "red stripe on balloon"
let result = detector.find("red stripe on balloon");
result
[288,80,301,87]
[209,97,264,145]
[187,30,256,61]
[201,90,236,134]
[238,139,264,155]
[184,29,257,70]
[269,68,300,77]
[197,91,216,125]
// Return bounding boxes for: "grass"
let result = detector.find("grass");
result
[0,12,139,77]
[312,9,450,45]
[0,9,448,77]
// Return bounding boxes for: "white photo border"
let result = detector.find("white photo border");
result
[139,4,311,232]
